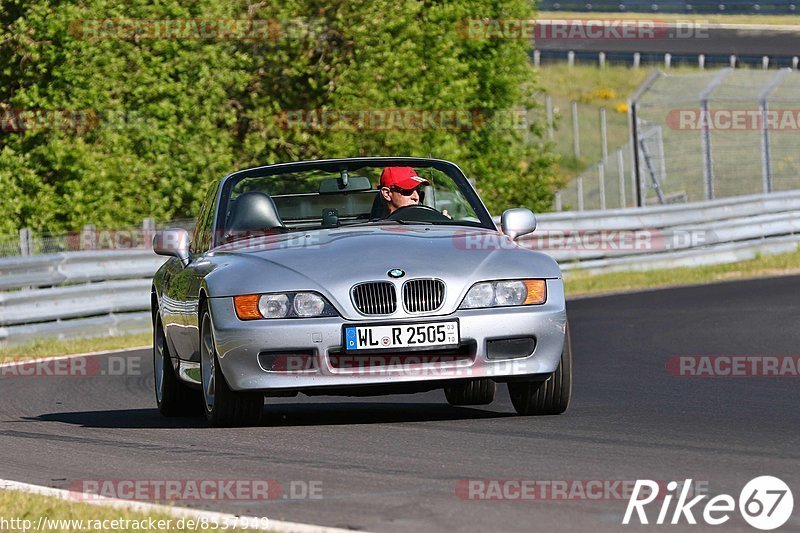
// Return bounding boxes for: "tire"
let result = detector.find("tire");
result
[200,305,263,427]
[508,322,572,416]
[444,379,496,406]
[154,315,202,416]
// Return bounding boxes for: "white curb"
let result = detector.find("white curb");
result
[0,478,359,533]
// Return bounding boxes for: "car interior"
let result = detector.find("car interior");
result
[221,168,479,239]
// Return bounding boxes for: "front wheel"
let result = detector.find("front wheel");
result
[508,322,572,416]
[200,307,263,427]
[154,315,202,416]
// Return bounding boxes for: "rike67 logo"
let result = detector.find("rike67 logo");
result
[623,477,793,530]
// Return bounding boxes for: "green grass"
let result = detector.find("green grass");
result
[0,490,263,532]
[565,247,800,297]
[538,11,800,26]
[537,64,650,187]
[0,332,151,363]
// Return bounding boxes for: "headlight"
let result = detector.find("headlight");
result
[234,292,337,320]
[259,294,290,318]
[495,280,527,306]
[459,279,547,309]
[462,282,494,308]
[293,292,326,317]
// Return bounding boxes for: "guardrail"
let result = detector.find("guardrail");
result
[0,250,164,348]
[520,190,800,273]
[2,190,800,346]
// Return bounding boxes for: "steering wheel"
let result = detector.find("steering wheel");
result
[384,204,451,223]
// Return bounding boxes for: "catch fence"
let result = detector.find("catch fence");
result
[556,68,800,210]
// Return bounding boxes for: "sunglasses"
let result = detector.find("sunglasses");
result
[387,186,421,196]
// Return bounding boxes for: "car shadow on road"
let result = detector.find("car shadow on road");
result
[29,402,514,429]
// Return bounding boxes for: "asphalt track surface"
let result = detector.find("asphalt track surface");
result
[2,276,799,532]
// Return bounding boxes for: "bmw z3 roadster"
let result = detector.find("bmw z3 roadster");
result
[152,157,571,426]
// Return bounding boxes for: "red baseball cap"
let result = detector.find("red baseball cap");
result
[380,167,430,190]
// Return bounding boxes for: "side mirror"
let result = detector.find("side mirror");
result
[153,228,190,265]
[501,208,537,241]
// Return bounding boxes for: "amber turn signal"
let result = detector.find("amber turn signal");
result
[233,294,262,320]
[523,279,547,305]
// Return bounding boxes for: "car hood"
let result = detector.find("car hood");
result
[204,225,561,317]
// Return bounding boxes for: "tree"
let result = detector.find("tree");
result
[0,0,556,234]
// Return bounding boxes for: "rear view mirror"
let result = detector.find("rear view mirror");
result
[501,208,537,241]
[318,175,372,194]
[153,228,190,265]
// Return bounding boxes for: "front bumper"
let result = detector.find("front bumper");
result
[207,279,567,392]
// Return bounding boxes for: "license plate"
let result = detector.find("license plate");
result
[344,321,459,352]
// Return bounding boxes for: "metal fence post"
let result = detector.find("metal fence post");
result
[600,107,608,164]
[545,95,554,140]
[598,162,606,210]
[571,101,580,159]
[699,68,733,201]
[577,176,584,212]
[19,228,31,257]
[657,126,667,190]
[758,69,790,194]
[629,69,662,207]
[617,148,626,208]
[554,191,562,212]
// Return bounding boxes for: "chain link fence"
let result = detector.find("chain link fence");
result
[557,145,638,211]
[557,68,800,210]
[634,68,800,204]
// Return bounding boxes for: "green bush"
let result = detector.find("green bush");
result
[0,0,556,234]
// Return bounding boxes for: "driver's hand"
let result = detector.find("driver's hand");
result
[442,209,452,219]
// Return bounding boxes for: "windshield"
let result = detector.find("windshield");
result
[216,161,491,242]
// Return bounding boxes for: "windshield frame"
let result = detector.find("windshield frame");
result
[211,157,496,248]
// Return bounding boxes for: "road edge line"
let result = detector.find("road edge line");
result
[0,346,150,369]
[0,478,358,533]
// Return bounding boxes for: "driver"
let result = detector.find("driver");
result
[379,166,430,215]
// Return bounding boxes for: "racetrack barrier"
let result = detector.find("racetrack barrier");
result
[1,189,799,346]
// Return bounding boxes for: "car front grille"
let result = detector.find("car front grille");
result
[403,279,445,313]
[352,282,397,315]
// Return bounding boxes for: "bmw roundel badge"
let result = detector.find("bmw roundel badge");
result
[388,268,405,279]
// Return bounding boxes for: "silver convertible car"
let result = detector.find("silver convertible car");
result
[151,157,571,426]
